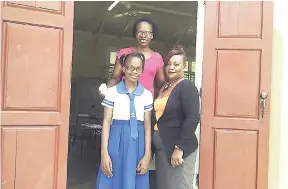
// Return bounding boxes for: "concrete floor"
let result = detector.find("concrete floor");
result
[66,139,157,189]
[67,139,99,189]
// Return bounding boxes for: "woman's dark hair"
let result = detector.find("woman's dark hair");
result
[164,45,187,66]
[119,52,146,70]
[132,17,158,40]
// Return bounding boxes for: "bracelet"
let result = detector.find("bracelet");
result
[175,145,183,151]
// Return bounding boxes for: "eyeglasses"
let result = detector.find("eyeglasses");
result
[137,31,153,36]
[125,66,143,73]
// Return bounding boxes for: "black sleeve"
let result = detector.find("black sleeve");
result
[175,80,200,152]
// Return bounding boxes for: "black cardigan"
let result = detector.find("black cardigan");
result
[153,80,200,160]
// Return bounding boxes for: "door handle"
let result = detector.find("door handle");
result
[260,90,268,119]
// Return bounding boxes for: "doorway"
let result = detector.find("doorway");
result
[67,1,199,189]
[0,1,273,189]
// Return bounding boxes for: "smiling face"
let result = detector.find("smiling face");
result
[165,54,186,81]
[136,21,153,48]
[122,56,144,83]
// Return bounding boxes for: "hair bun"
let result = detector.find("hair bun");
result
[165,44,187,65]
[174,45,185,53]
[118,52,146,69]
[119,54,127,66]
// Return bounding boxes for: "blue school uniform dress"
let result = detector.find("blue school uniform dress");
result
[96,80,153,189]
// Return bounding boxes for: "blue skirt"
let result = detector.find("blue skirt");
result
[96,120,149,189]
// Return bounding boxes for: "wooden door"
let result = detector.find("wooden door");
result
[199,2,273,189]
[1,2,74,189]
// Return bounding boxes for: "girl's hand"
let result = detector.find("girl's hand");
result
[101,152,113,177]
[136,155,151,175]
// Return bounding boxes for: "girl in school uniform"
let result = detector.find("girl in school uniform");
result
[96,52,153,189]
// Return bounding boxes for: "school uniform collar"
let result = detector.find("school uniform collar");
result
[116,80,144,96]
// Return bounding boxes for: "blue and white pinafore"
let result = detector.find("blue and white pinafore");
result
[96,80,153,189]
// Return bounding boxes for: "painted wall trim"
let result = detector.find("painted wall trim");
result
[193,1,205,188]
[269,1,288,189]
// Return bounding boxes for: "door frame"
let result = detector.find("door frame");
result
[193,1,205,189]
[271,1,288,189]
[0,3,2,187]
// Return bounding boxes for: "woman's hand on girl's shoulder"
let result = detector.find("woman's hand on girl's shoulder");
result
[98,83,108,98]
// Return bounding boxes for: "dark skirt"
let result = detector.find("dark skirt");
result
[153,131,197,189]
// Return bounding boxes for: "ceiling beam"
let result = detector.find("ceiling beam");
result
[174,23,192,46]
[93,5,111,45]
[172,22,191,37]
[120,17,135,38]
[95,7,110,34]
[118,6,133,38]
[163,2,174,6]
[75,29,175,47]
[120,2,194,17]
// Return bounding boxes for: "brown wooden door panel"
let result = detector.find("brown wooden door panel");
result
[2,127,59,189]
[35,1,62,12]
[8,1,35,7]
[1,129,17,188]
[1,2,74,189]
[199,2,273,189]
[7,1,63,13]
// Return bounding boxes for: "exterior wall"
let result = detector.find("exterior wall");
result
[268,1,288,189]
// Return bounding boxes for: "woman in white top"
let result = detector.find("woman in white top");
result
[96,52,153,189]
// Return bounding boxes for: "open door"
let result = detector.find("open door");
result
[199,1,273,189]
[1,2,74,189]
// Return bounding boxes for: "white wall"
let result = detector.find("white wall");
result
[268,1,288,189]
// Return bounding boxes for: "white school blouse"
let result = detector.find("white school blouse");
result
[101,85,153,121]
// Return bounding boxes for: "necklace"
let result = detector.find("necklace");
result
[163,77,184,92]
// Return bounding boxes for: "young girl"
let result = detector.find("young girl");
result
[96,52,153,189]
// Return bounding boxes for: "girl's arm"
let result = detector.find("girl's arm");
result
[143,111,152,157]
[136,110,152,175]
[100,86,115,177]
[100,107,114,177]
[101,107,113,155]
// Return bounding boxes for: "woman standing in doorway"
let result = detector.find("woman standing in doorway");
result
[96,52,153,189]
[153,46,200,189]
[99,17,165,97]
